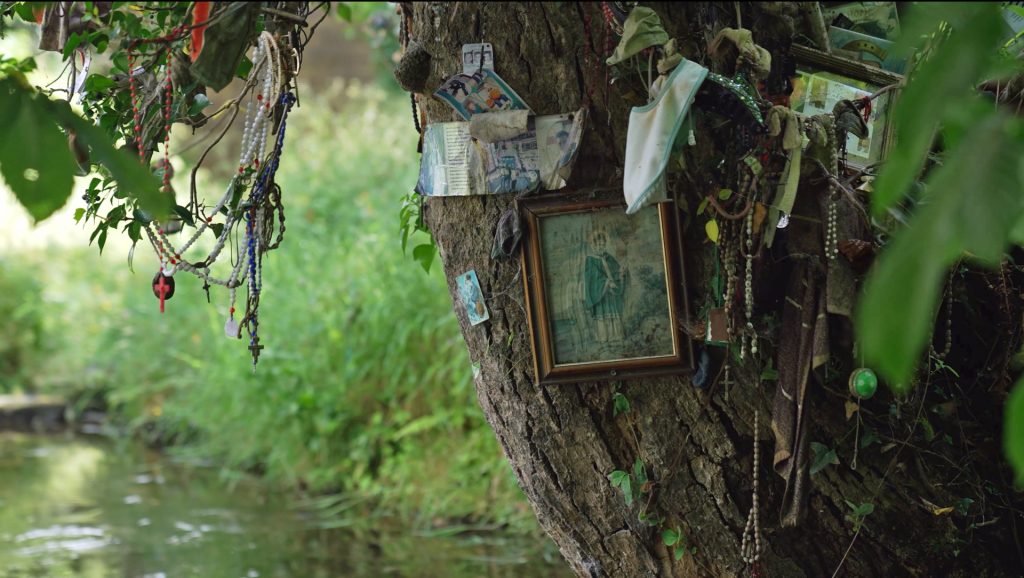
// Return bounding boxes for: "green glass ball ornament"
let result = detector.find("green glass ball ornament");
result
[849,368,878,399]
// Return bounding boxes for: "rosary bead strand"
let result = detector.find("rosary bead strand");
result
[741,409,762,569]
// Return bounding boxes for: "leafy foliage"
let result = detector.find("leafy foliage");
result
[0,77,75,221]
[850,3,1024,480]
[1006,379,1024,486]
[844,500,875,532]
[810,441,839,475]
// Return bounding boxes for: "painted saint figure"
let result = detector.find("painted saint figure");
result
[583,228,626,354]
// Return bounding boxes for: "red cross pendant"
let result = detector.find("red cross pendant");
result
[151,271,176,313]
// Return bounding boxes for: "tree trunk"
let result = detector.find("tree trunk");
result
[407,3,1024,576]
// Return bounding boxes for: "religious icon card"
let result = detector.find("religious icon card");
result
[457,269,490,326]
[518,193,692,385]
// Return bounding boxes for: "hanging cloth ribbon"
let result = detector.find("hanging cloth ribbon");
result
[605,6,669,66]
[763,106,803,248]
[707,27,772,81]
[623,58,708,214]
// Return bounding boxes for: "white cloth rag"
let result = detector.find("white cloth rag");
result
[624,58,708,214]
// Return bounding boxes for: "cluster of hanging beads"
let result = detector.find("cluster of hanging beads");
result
[742,210,756,360]
[825,191,839,261]
[825,118,840,262]
[722,221,737,346]
[931,266,955,361]
[741,409,762,570]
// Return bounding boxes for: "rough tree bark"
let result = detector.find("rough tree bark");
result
[407,3,1024,577]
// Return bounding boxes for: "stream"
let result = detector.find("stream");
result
[0,433,572,578]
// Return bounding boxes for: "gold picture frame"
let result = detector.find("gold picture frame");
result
[791,44,903,170]
[519,193,692,385]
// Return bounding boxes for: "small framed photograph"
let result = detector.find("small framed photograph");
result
[790,44,903,170]
[518,194,692,385]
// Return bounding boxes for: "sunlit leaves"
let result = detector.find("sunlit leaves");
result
[0,78,168,223]
[0,78,76,221]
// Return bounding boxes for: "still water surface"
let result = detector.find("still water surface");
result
[0,433,571,578]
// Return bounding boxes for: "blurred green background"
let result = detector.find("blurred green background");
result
[0,6,561,576]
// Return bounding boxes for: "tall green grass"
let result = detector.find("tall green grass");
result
[4,81,535,532]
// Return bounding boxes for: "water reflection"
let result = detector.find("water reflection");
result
[0,433,570,578]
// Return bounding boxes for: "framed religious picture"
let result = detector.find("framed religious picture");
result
[790,44,903,170]
[518,193,692,385]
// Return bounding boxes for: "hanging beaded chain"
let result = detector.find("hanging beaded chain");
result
[825,194,839,262]
[736,160,759,361]
[742,209,756,360]
[600,2,625,36]
[127,49,144,163]
[930,266,955,361]
[239,91,297,368]
[160,44,173,194]
[722,220,738,344]
[741,408,763,574]
[127,24,187,277]
[139,31,283,291]
[824,119,840,262]
[718,221,738,395]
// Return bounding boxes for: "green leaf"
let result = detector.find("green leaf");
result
[705,219,719,244]
[106,204,126,224]
[112,51,128,74]
[336,3,352,22]
[74,207,85,223]
[127,220,141,243]
[857,115,1024,385]
[612,392,630,416]
[0,79,76,222]
[236,56,253,80]
[209,222,225,239]
[608,470,628,487]
[62,32,87,59]
[12,3,36,21]
[955,497,974,516]
[871,6,1006,217]
[43,98,168,219]
[674,546,686,560]
[189,93,211,116]
[633,458,647,487]
[696,197,709,216]
[1005,378,1024,486]
[717,188,733,200]
[608,470,633,505]
[662,528,680,546]
[412,243,436,273]
[918,417,936,442]
[173,204,195,227]
[638,510,661,526]
[809,442,838,475]
[859,429,879,449]
[84,74,115,92]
